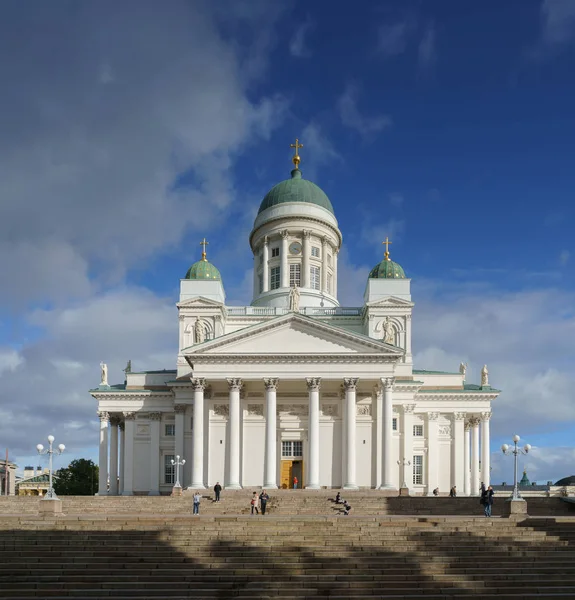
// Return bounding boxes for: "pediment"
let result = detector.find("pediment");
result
[177,296,224,309]
[185,313,404,357]
[366,296,414,309]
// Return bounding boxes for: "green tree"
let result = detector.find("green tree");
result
[53,458,99,495]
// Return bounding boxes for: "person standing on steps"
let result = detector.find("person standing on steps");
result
[251,492,259,515]
[213,482,222,503]
[433,487,439,496]
[193,492,201,515]
[450,486,457,497]
[293,475,298,489]
[482,485,494,517]
[259,490,270,515]
[480,481,486,496]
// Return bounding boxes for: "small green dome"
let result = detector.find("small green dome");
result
[369,258,406,279]
[258,169,334,215]
[185,258,221,281]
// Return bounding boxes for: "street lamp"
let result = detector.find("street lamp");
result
[171,455,186,489]
[36,435,65,500]
[501,434,531,501]
[397,458,411,489]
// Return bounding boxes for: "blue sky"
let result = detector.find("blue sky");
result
[0,0,574,484]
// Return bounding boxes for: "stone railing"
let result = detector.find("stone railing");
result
[226,306,362,317]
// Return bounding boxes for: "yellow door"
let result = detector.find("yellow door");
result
[280,460,292,489]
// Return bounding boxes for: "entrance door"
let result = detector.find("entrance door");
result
[280,460,292,489]
[281,440,304,488]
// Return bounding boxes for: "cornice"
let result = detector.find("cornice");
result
[250,214,342,249]
[189,353,400,364]
[92,391,174,401]
[416,392,500,402]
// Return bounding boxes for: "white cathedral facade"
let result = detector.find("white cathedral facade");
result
[91,145,499,496]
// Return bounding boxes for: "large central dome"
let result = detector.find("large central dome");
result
[257,169,334,215]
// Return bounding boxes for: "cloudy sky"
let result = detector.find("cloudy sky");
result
[1,0,574,484]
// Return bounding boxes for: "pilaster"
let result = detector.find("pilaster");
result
[97,411,109,495]
[122,412,135,495]
[426,412,439,495]
[343,377,359,490]
[263,378,279,489]
[481,411,492,487]
[380,377,396,490]
[227,378,242,489]
[306,377,321,489]
[148,412,162,496]
[190,378,206,489]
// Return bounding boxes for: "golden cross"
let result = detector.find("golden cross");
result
[200,237,209,260]
[382,237,392,259]
[290,138,303,169]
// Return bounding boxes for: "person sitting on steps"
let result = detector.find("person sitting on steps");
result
[335,492,342,504]
[343,501,352,516]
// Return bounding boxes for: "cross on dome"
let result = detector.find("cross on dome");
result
[290,138,303,170]
[382,236,392,261]
[200,237,209,261]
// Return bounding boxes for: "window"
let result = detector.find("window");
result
[271,247,280,258]
[311,246,320,258]
[164,454,175,485]
[413,455,423,485]
[289,263,301,287]
[392,418,397,431]
[270,266,280,290]
[165,424,175,437]
[258,275,263,294]
[258,251,263,265]
[327,254,332,266]
[310,266,320,290]
[413,424,423,437]
[327,273,332,295]
[281,441,303,458]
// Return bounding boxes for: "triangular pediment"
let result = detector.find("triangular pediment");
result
[177,296,224,309]
[185,313,404,357]
[366,296,414,309]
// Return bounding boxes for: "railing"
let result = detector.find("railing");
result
[226,306,362,317]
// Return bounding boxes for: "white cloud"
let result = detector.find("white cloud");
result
[377,21,412,57]
[359,218,406,253]
[337,84,392,139]
[540,0,575,45]
[299,122,342,181]
[0,348,24,376]
[417,23,436,71]
[289,19,314,57]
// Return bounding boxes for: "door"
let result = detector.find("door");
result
[280,460,292,489]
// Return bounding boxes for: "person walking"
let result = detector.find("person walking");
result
[259,490,270,515]
[250,492,259,515]
[449,486,457,497]
[193,492,201,515]
[213,482,222,502]
[293,476,298,489]
[433,487,439,496]
[482,485,494,517]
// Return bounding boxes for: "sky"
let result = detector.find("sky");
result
[0,0,574,485]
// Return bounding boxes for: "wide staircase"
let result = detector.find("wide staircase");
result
[2,513,575,598]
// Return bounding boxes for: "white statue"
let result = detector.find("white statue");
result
[289,286,300,312]
[100,362,108,386]
[382,317,395,344]
[459,362,468,379]
[194,317,205,344]
[481,364,489,387]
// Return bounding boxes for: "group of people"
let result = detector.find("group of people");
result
[192,483,271,516]
[334,492,353,515]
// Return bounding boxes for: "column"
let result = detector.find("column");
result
[405,314,412,362]
[149,412,161,495]
[306,377,321,489]
[381,377,395,489]
[470,417,480,496]
[481,411,491,487]
[374,386,383,489]
[452,413,465,494]
[97,411,109,495]
[174,404,186,471]
[302,230,310,288]
[190,378,206,489]
[426,412,439,495]
[401,405,415,490]
[280,230,289,288]
[262,236,269,292]
[118,422,125,495]
[463,421,471,496]
[109,416,120,495]
[122,413,135,495]
[263,378,279,488]
[343,378,359,490]
[333,248,338,298]
[227,378,242,489]
[321,237,328,293]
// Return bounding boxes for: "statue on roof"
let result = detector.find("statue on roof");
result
[289,286,300,312]
[459,362,468,379]
[382,317,395,344]
[123,360,132,375]
[100,362,108,387]
[481,364,489,387]
[195,317,206,344]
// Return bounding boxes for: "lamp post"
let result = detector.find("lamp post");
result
[171,455,186,489]
[36,435,65,500]
[501,434,531,501]
[397,458,411,490]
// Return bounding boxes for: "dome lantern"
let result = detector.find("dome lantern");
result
[185,237,222,281]
[369,237,406,279]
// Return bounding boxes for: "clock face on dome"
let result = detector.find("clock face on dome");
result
[289,242,302,255]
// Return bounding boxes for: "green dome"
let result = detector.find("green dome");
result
[258,169,334,215]
[185,258,221,281]
[369,258,406,279]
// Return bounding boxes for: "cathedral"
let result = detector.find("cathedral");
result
[91,141,499,496]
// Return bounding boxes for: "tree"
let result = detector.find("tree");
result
[53,459,99,496]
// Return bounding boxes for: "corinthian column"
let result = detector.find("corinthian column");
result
[401,405,415,491]
[109,416,120,495]
[343,378,359,490]
[452,413,465,494]
[470,417,480,496]
[426,412,439,495]
[264,378,278,488]
[122,412,135,496]
[97,411,109,495]
[280,230,289,288]
[380,377,395,490]
[227,378,242,489]
[148,412,161,495]
[118,422,125,495]
[306,377,321,489]
[464,421,471,496]
[262,236,269,292]
[174,404,186,483]
[190,378,206,489]
[481,412,492,487]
